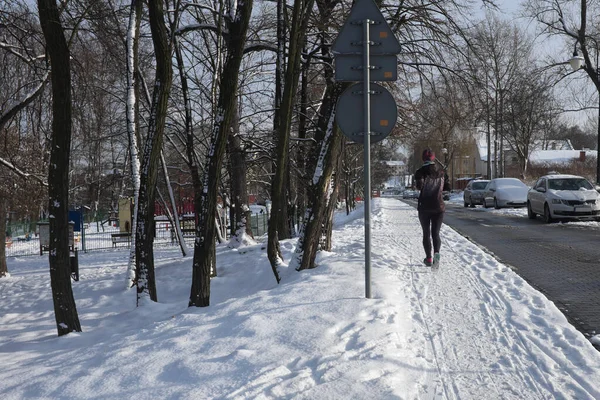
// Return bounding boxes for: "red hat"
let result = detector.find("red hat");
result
[422,148,435,162]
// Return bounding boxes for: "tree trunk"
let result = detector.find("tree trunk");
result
[37,0,81,335]
[135,0,172,304]
[125,0,142,287]
[268,0,316,281]
[295,84,343,270]
[322,142,344,251]
[227,97,254,244]
[0,197,8,278]
[189,0,254,307]
[295,49,310,235]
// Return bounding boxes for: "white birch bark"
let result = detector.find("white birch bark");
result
[125,0,141,288]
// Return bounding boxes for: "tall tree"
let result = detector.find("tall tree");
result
[293,0,343,271]
[189,0,255,307]
[503,72,556,178]
[125,0,143,287]
[267,0,316,281]
[135,0,173,304]
[37,0,81,335]
[467,13,537,177]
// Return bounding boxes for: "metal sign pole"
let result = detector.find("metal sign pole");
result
[363,19,372,299]
[333,0,401,299]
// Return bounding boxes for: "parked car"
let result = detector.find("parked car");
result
[402,190,419,199]
[482,178,529,209]
[527,174,600,223]
[463,179,490,207]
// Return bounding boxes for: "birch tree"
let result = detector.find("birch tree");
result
[125,0,143,287]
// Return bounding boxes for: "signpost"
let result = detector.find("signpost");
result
[333,0,400,299]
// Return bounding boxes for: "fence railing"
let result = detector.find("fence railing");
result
[6,214,269,258]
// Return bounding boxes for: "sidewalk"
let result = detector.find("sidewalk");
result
[354,198,600,398]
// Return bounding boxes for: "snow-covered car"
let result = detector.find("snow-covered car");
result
[463,179,490,207]
[482,178,528,209]
[527,174,600,223]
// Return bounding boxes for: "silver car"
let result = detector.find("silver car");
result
[527,174,600,223]
[482,178,529,209]
[463,179,490,207]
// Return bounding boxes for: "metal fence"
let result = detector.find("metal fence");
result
[250,213,268,237]
[6,214,269,258]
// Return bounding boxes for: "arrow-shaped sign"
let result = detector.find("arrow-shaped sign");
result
[332,0,401,55]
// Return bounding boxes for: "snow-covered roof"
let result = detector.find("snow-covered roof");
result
[529,149,597,164]
[474,129,589,164]
[383,160,406,167]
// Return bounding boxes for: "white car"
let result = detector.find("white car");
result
[527,174,600,223]
[482,178,529,209]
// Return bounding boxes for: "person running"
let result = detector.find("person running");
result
[414,148,450,266]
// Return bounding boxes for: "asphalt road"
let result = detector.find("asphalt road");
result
[406,199,600,342]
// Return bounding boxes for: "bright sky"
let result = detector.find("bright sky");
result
[1,197,599,398]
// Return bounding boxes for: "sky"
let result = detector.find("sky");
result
[1,196,599,399]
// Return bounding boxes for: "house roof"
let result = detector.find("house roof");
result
[473,129,589,164]
[384,160,406,167]
[529,149,597,164]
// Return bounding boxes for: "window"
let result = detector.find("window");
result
[548,178,593,191]
[534,179,545,191]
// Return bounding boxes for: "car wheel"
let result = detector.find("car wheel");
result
[482,198,488,208]
[463,197,468,207]
[527,201,536,219]
[543,203,553,223]
[494,198,500,209]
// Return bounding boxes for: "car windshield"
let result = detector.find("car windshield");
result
[472,182,488,190]
[548,178,593,191]
[496,179,525,188]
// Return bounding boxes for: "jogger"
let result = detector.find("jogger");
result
[414,148,450,266]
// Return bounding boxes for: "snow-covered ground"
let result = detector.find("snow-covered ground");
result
[1,197,599,399]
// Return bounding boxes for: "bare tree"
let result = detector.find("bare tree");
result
[37,0,81,335]
[188,0,255,307]
[134,0,173,304]
[502,72,557,178]
[524,0,600,182]
[268,0,317,282]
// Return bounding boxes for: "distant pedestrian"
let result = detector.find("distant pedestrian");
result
[414,148,450,266]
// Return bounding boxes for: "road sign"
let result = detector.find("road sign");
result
[335,82,397,144]
[334,54,397,82]
[332,0,401,56]
[331,0,401,299]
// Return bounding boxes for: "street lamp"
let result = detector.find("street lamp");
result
[569,48,600,185]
